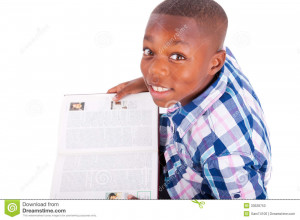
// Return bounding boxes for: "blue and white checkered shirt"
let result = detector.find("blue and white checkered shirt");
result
[159,47,272,199]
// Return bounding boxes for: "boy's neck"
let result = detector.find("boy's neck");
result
[181,71,221,107]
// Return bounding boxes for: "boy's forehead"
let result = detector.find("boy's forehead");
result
[145,14,209,45]
[146,14,200,34]
[145,13,225,53]
[148,14,195,27]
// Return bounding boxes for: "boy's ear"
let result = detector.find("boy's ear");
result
[209,50,226,76]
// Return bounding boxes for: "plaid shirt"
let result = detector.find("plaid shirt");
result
[159,47,271,199]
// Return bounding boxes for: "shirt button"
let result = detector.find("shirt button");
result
[233,193,240,198]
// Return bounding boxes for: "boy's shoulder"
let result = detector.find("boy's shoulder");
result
[182,48,270,160]
[202,48,270,159]
[210,48,266,138]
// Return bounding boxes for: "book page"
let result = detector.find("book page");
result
[51,92,158,199]
[59,92,157,153]
[51,151,157,199]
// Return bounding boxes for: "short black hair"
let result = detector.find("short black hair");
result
[152,0,228,50]
[108,193,116,199]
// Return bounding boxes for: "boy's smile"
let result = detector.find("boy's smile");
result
[140,14,225,108]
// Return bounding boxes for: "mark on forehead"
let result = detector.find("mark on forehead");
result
[144,35,153,42]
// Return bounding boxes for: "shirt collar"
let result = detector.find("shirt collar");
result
[166,58,230,139]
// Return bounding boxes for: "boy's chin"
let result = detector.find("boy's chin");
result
[152,98,179,108]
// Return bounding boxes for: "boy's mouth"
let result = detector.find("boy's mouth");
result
[148,83,173,99]
[151,85,170,92]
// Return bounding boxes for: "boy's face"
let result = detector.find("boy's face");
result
[141,14,222,107]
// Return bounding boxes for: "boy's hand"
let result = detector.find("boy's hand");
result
[107,77,148,102]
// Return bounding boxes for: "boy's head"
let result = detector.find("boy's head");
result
[140,0,228,107]
[108,193,117,199]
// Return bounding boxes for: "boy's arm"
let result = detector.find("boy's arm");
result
[202,154,268,199]
[107,77,148,101]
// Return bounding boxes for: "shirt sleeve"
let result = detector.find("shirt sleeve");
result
[202,154,267,199]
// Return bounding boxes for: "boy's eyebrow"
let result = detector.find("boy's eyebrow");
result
[172,40,189,46]
[144,35,190,46]
[144,35,154,42]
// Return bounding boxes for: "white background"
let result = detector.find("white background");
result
[0,0,299,199]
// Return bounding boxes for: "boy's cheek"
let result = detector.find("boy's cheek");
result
[140,61,148,77]
[140,59,145,71]
[171,70,196,85]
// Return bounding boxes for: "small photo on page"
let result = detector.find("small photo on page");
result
[111,101,127,110]
[69,102,85,111]
[106,192,123,200]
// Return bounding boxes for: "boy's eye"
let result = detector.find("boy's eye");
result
[143,48,153,56]
[170,53,186,61]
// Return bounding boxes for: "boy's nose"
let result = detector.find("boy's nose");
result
[148,57,169,82]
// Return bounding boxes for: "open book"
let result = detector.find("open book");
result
[51,92,159,199]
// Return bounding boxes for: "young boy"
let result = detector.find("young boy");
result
[108,0,271,199]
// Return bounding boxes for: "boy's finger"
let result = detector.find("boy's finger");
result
[112,88,130,101]
[107,82,127,93]
[107,87,117,93]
